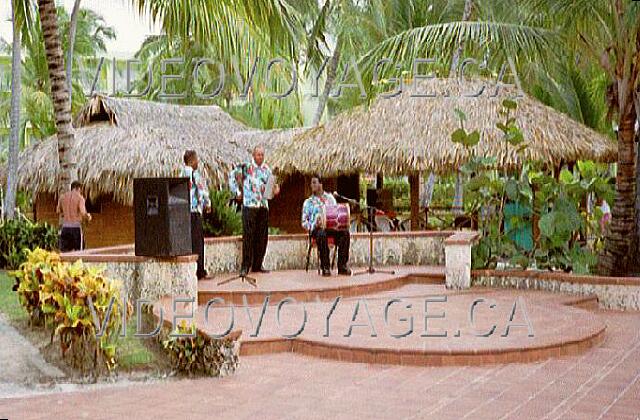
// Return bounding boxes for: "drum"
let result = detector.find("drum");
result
[320,204,350,231]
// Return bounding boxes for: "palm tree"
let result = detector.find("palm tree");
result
[4,0,33,219]
[350,0,638,274]
[37,0,76,195]
[299,0,449,125]
[129,11,302,128]
[5,0,23,219]
[66,0,81,98]
[9,6,115,138]
[547,1,640,276]
[530,0,639,275]
[132,0,299,52]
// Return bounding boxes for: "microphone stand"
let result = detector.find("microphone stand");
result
[218,165,257,287]
[332,192,395,276]
[217,271,257,287]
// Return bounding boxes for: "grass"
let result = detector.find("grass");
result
[0,271,28,323]
[0,270,156,370]
[118,320,157,370]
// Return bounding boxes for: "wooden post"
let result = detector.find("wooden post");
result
[409,172,420,231]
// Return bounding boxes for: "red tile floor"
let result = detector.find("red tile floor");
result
[3,268,640,419]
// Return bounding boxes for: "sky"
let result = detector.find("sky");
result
[0,0,161,57]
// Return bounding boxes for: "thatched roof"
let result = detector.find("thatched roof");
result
[16,95,294,205]
[271,78,617,175]
[231,127,306,157]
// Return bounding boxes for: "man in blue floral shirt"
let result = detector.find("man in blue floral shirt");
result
[181,150,211,280]
[229,146,279,276]
[302,175,351,277]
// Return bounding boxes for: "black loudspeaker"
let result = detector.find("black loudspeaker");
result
[134,177,192,257]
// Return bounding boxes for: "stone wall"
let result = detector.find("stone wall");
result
[204,232,450,275]
[444,231,479,289]
[61,254,197,303]
[473,271,640,311]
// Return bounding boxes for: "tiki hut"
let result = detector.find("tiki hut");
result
[17,95,301,247]
[272,78,618,227]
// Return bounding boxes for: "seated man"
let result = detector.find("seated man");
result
[301,175,351,277]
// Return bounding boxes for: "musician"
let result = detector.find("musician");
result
[301,175,351,277]
[181,150,211,280]
[229,146,279,276]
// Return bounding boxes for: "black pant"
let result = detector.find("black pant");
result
[312,228,350,270]
[191,212,206,279]
[242,206,269,272]
[59,227,82,252]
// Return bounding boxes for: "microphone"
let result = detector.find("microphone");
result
[332,191,360,206]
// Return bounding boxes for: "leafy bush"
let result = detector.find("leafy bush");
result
[268,227,282,235]
[11,248,127,374]
[454,101,612,274]
[383,177,410,211]
[0,217,58,269]
[203,189,242,237]
[161,321,238,377]
[11,248,59,325]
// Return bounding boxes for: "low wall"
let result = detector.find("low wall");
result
[473,270,640,311]
[60,253,197,303]
[204,231,453,275]
[60,230,470,302]
[444,231,480,289]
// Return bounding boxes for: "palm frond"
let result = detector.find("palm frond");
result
[360,21,557,74]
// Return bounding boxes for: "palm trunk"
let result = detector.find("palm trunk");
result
[636,128,640,253]
[424,172,436,206]
[449,0,473,76]
[4,0,21,220]
[450,0,473,212]
[66,0,81,99]
[312,40,341,126]
[38,0,77,195]
[598,109,638,275]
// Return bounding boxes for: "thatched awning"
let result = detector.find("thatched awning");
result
[271,78,617,175]
[15,95,297,205]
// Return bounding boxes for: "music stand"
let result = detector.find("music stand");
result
[333,192,395,276]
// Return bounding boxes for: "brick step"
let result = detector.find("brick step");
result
[160,285,608,367]
[197,266,445,305]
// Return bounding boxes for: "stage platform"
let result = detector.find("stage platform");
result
[197,266,445,305]
[158,266,606,367]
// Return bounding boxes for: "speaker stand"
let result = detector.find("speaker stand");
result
[217,272,257,288]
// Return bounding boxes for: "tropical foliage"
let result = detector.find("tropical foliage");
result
[11,249,127,374]
[203,190,243,237]
[4,1,639,274]
[0,216,58,269]
[0,5,115,140]
[161,321,238,377]
[459,102,614,274]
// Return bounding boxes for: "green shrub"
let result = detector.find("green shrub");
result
[0,217,58,269]
[11,248,127,374]
[203,190,242,237]
[456,102,611,274]
[384,177,410,211]
[161,321,238,377]
[268,227,282,235]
